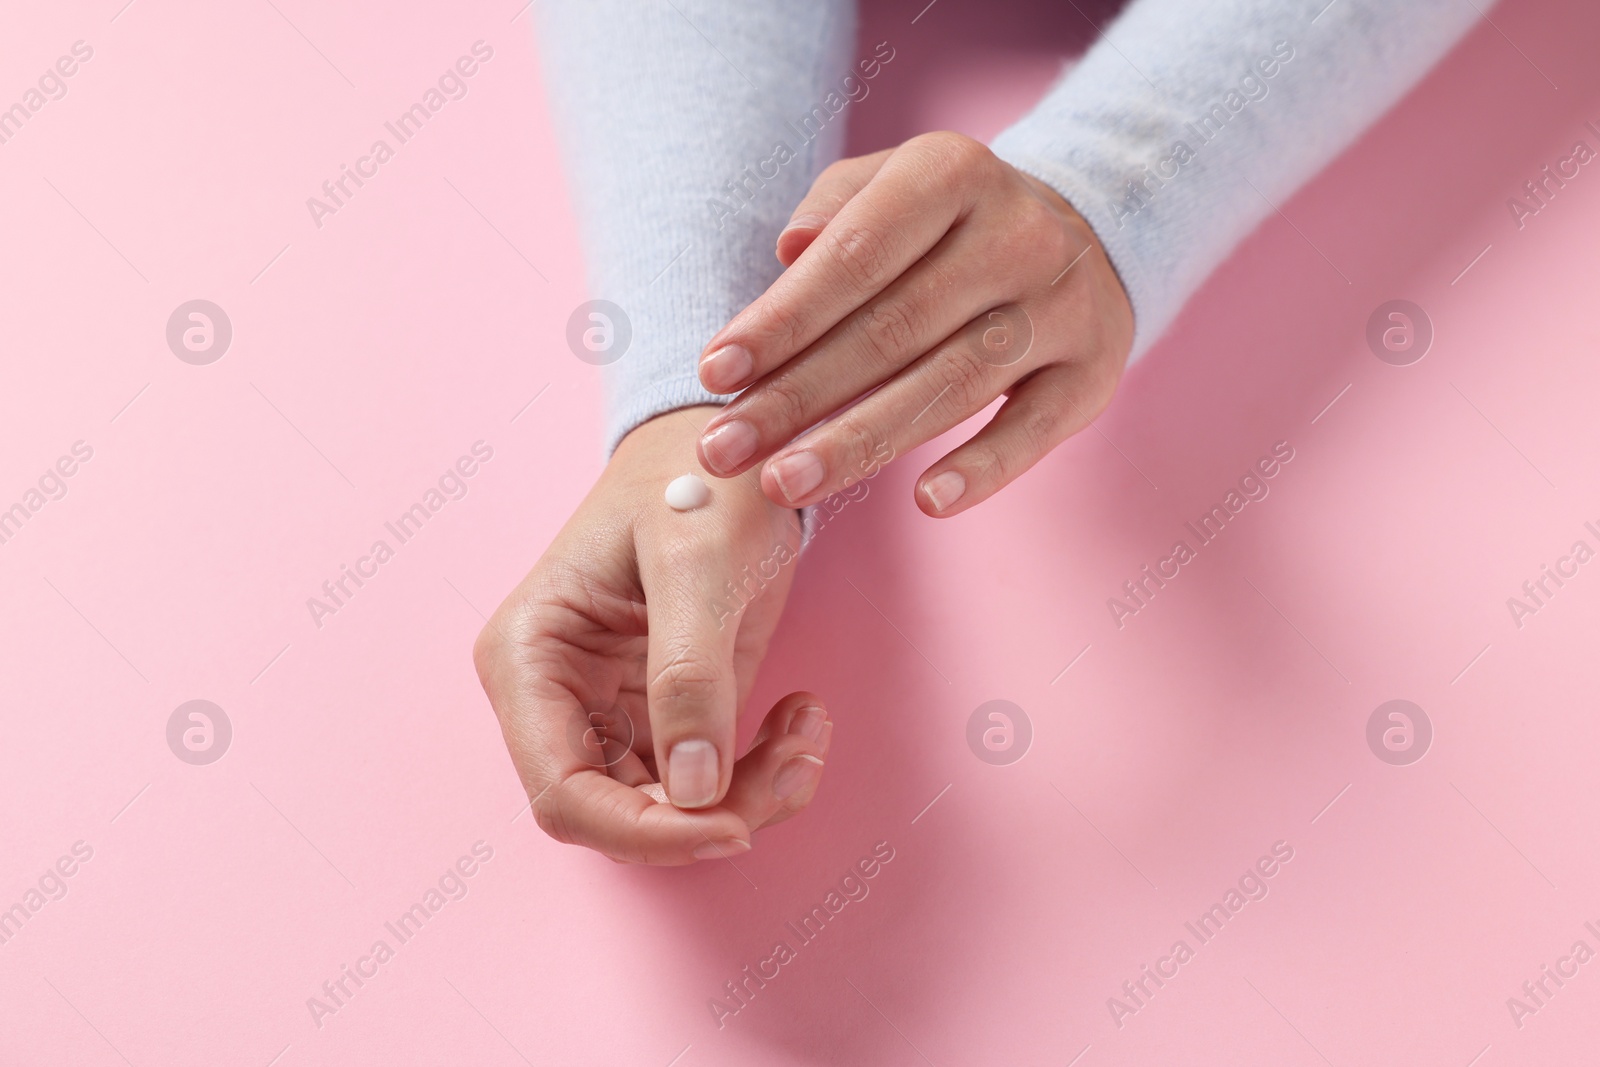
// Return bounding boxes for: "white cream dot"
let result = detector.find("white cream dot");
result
[665,473,711,511]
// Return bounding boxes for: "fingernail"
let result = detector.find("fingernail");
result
[700,420,758,474]
[789,705,827,744]
[817,719,834,754]
[774,754,825,801]
[667,740,719,808]
[693,838,751,860]
[770,451,825,503]
[922,470,966,512]
[781,213,828,236]
[699,344,753,393]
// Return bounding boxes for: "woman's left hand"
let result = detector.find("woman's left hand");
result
[693,131,1135,517]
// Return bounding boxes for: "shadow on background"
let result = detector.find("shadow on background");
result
[610,0,1599,1061]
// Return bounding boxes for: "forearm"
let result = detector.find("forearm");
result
[535,0,859,454]
[990,0,1485,361]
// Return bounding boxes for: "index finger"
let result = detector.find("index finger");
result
[487,664,752,864]
[698,134,979,382]
[538,769,752,865]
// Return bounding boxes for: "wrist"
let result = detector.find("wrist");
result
[613,405,724,460]
[619,407,809,538]
[1018,170,1102,255]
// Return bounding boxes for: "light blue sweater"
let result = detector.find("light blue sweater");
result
[536,1,1484,455]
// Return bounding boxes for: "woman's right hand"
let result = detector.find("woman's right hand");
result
[474,406,831,864]
[693,132,1133,519]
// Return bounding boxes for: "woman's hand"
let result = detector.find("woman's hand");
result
[693,131,1134,517]
[475,406,829,865]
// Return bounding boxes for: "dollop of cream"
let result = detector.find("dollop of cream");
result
[665,473,711,511]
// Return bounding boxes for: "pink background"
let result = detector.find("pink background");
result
[3,0,1598,1063]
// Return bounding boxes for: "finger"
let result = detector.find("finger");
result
[538,768,754,865]
[773,151,891,268]
[569,697,655,783]
[917,359,1116,516]
[638,534,743,811]
[750,720,832,829]
[605,746,654,788]
[752,303,1045,508]
[746,689,814,748]
[696,227,1002,480]
[697,133,989,397]
[478,646,752,864]
[634,692,833,835]
[721,692,832,831]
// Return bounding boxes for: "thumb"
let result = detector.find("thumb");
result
[639,539,745,810]
[775,149,892,267]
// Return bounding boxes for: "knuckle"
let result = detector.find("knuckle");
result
[963,440,1006,486]
[648,647,725,709]
[752,373,813,435]
[828,415,884,469]
[858,300,922,366]
[914,130,993,182]
[813,161,857,206]
[941,347,996,411]
[752,292,808,354]
[823,222,894,292]
[1016,399,1061,458]
[817,157,855,185]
